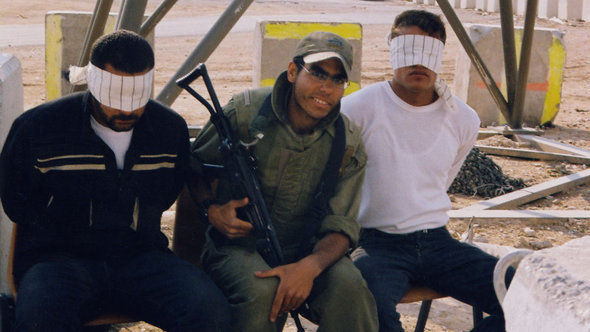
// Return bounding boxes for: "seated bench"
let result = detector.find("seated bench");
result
[401,286,483,332]
[173,186,484,331]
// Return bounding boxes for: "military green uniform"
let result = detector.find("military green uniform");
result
[191,71,378,332]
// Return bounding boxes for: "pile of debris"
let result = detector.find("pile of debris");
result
[449,148,526,198]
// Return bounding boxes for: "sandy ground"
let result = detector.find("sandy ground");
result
[2,0,590,331]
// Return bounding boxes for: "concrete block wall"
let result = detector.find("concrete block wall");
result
[45,12,154,101]
[558,0,583,21]
[476,0,487,11]
[253,21,362,95]
[538,0,559,19]
[584,0,590,21]
[0,54,23,294]
[516,0,527,15]
[461,0,477,9]
[454,24,566,127]
[486,0,501,12]
[501,236,590,332]
[425,0,587,20]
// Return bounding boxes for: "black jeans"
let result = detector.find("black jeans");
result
[15,250,231,332]
[352,227,513,332]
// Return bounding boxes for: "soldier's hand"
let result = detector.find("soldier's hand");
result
[208,198,253,238]
[255,259,321,322]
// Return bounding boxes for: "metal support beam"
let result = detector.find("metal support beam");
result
[71,0,114,93]
[115,0,148,32]
[156,0,255,106]
[436,0,511,122]
[140,0,178,37]
[500,0,517,110]
[510,0,538,128]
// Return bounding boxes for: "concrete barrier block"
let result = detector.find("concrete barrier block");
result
[486,0,499,12]
[538,0,559,18]
[558,0,583,20]
[486,0,518,13]
[454,24,566,127]
[45,11,154,101]
[0,53,23,293]
[476,0,488,11]
[423,0,437,4]
[583,0,590,21]
[449,0,463,8]
[253,21,362,95]
[502,236,590,332]
[461,0,477,9]
[516,0,527,15]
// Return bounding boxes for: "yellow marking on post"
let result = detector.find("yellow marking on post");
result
[264,22,362,40]
[45,14,63,101]
[260,78,275,88]
[541,36,565,125]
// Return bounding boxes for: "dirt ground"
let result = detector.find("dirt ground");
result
[2,0,590,331]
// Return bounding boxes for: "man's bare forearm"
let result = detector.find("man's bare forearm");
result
[301,232,350,277]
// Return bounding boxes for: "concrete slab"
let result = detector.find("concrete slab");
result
[454,24,566,127]
[0,53,23,293]
[253,21,362,95]
[516,134,590,157]
[501,236,590,331]
[460,168,590,210]
[474,145,590,164]
[448,209,590,222]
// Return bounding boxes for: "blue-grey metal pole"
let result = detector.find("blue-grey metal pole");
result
[436,0,511,122]
[500,0,517,112]
[115,0,148,32]
[156,0,255,106]
[139,0,178,37]
[510,0,538,128]
[71,0,114,93]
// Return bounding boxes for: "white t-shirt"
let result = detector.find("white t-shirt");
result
[341,81,480,234]
[90,115,133,170]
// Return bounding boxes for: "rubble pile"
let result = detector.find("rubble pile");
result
[449,148,526,198]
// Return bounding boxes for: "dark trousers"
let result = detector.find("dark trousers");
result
[352,227,513,332]
[14,250,231,332]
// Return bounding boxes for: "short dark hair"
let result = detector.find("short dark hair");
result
[390,10,446,44]
[90,30,154,73]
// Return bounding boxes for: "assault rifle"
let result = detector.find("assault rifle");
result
[176,63,304,331]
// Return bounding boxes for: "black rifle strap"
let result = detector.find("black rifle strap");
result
[298,115,346,254]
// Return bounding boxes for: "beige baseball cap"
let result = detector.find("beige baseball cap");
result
[294,31,353,79]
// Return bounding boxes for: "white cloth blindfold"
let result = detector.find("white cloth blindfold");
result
[69,63,153,112]
[388,34,444,73]
[387,33,457,112]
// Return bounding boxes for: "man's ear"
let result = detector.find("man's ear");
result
[287,61,298,83]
